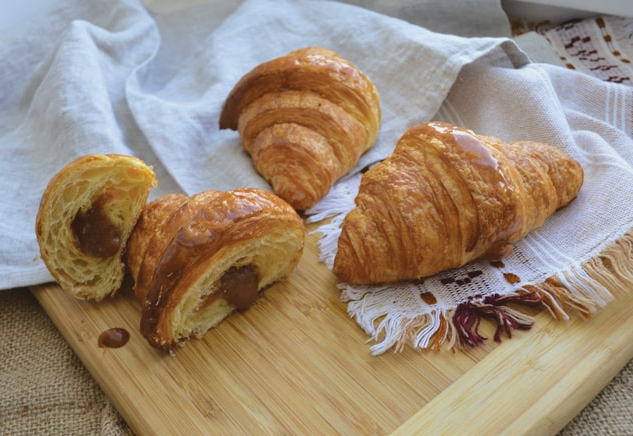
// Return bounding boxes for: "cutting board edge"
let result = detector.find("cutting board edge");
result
[391,301,633,436]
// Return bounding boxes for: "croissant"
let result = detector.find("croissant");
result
[219,47,381,210]
[36,154,156,300]
[126,188,305,350]
[334,122,584,284]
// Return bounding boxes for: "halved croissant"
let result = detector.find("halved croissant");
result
[126,188,305,350]
[36,154,156,300]
[219,47,381,210]
[334,122,584,284]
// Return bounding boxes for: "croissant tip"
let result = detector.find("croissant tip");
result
[219,91,240,130]
[144,331,174,351]
[332,260,350,284]
[219,118,237,131]
[218,113,231,130]
[218,111,230,130]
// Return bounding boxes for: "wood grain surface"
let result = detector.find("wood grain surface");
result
[31,232,633,435]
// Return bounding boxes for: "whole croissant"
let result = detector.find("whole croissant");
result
[127,188,305,350]
[219,47,381,210]
[36,154,156,300]
[334,122,584,284]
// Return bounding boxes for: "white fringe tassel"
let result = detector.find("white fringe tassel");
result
[306,174,361,268]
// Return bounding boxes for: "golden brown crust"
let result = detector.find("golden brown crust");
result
[127,188,306,350]
[36,154,157,300]
[333,122,584,284]
[219,47,381,210]
[126,193,188,302]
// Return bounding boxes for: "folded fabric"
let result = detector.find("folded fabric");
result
[0,0,525,289]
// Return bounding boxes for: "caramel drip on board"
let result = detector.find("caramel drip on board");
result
[98,328,130,348]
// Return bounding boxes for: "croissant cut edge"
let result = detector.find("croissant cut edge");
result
[35,154,156,301]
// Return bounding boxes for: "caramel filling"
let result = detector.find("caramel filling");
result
[71,199,121,258]
[201,265,260,311]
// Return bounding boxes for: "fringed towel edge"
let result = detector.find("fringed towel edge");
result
[345,229,633,355]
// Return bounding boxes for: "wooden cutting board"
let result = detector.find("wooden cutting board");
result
[31,231,633,435]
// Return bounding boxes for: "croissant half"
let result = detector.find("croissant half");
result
[334,122,584,284]
[220,47,381,210]
[127,188,306,350]
[36,154,157,300]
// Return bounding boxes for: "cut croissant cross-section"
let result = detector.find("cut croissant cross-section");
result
[334,122,584,285]
[126,188,306,350]
[220,47,381,211]
[36,154,157,300]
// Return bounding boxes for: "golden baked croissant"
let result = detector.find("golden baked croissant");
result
[36,154,156,300]
[219,47,381,210]
[126,188,305,350]
[334,122,584,284]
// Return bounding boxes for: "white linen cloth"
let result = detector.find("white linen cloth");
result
[0,0,524,289]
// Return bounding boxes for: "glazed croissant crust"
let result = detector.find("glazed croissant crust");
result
[127,188,305,350]
[220,47,381,210]
[334,122,584,285]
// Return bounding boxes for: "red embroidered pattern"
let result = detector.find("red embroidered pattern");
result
[540,17,633,85]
